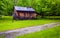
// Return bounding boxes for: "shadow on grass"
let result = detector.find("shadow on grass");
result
[43,18,60,20]
[0,16,60,21]
[0,17,12,20]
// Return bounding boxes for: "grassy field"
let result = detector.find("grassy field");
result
[16,26,60,38]
[0,16,60,32]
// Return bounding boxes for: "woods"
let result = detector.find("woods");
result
[0,0,60,16]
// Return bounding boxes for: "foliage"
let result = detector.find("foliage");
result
[0,0,60,16]
[0,0,13,15]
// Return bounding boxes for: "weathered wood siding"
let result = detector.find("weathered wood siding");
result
[32,13,37,17]
[14,11,37,20]
[25,13,30,18]
[19,13,24,17]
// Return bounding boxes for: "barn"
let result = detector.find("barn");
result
[13,6,37,20]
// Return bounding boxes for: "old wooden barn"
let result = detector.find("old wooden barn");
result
[13,6,37,20]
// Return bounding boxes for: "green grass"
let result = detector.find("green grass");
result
[16,26,60,38]
[46,16,60,18]
[0,16,60,32]
[0,35,5,38]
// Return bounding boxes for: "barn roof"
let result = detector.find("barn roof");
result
[14,6,35,11]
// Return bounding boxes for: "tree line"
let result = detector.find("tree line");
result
[0,0,60,16]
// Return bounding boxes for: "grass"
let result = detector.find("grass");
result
[46,16,60,18]
[0,35,5,38]
[16,26,60,38]
[0,16,60,32]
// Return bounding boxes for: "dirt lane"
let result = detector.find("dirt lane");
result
[0,23,60,38]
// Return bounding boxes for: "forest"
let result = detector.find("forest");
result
[0,0,60,16]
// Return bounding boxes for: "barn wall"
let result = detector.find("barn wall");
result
[14,11,37,19]
[25,13,30,18]
[19,13,24,17]
[31,13,37,17]
[16,12,18,16]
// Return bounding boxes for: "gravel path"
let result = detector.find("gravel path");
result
[0,23,60,38]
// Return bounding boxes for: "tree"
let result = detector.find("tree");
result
[0,0,60,16]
